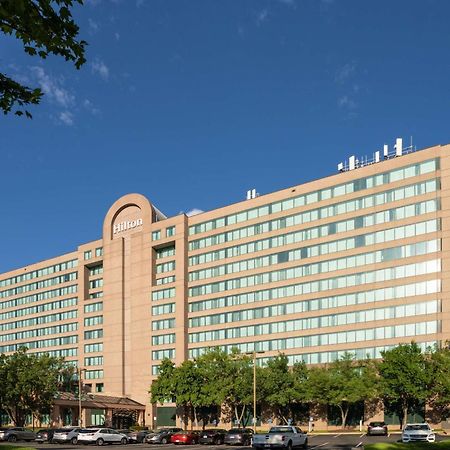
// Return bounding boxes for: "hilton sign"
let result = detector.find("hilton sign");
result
[113,218,143,234]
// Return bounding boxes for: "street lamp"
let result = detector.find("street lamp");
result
[245,351,265,433]
[78,367,86,427]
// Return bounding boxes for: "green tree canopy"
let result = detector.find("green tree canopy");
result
[379,343,429,429]
[0,347,65,426]
[260,354,309,424]
[307,353,378,428]
[425,345,450,421]
[0,0,87,117]
[149,358,176,405]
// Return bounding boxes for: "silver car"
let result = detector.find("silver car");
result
[0,427,36,442]
[402,423,435,443]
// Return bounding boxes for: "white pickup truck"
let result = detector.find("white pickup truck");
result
[252,426,308,450]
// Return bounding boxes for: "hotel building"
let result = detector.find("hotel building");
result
[0,141,449,427]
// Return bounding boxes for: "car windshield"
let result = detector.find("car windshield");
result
[405,425,430,431]
[269,427,292,433]
[228,429,245,434]
[370,422,385,427]
[79,429,100,433]
[55,429,71,433]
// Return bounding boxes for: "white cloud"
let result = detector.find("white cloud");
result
[59,111,74,126]
[31,66,74,107]
[186,208,204,217]
[256,9,269,26]
[91,58,109,80]
[335,62,356,84]
[83,99,100,116]
[88,18,99,33]
[338,95,357,110]
[114,32,120,41]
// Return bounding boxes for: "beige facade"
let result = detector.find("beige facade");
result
[0,142,449,427]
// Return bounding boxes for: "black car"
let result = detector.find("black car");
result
[35,429,58,443]
[199,429,227,445]
[224,428,253,446]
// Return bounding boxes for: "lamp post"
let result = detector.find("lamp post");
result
[246,351,265,433]
[78,367,86,427]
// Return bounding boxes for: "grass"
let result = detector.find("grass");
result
[365,440,450,450]
[0,446,36,450]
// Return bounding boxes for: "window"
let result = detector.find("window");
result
[95,248,103,257]
[95,383,104,393]
[166,226,175,237]
[84,250,92,260]
[152,230,161,241]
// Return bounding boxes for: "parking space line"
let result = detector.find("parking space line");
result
[333,434,341,438]
[360,433,365,437]
[356,442,363,447]
[310,442,329,449]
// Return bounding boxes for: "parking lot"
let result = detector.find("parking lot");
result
[1,433,448,450]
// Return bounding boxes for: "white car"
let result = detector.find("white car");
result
[77,428,128,446]
[402,423,436,443]
[52,428,81,444]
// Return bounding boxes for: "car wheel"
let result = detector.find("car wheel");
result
[8,435,17,443]
[302,438,308,449]
[162,438,169,444]
[71,437,78,445]
[287,440,293,450]
[121,438,128,445]
[97,438,105,446]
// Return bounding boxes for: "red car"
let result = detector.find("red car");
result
[171,431,199,445]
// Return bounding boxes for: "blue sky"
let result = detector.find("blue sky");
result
[1,0,449,273]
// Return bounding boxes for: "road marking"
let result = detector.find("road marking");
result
[360,433,365,437]
[356,442,363,447]
[388,433,391,437]
[333,434,342,438]
[310,442,329,449]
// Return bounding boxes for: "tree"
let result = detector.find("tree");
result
[149,358,176,405]
[260,354,309,425]
[425,345,450,421]
[0,347,65,426]
[172,360,204,429]
[222,351,254,427]
[307,353,378,428]
[0,0,87,117]
[379,343,429,429]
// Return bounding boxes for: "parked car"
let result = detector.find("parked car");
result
[128,429,152,443]
[35,428,58,443]
[367,422,388,436]
[252,426,307,450]
[224,428,254,446]
[402,423,436,443]
[52,427,82,444]
[77,428,128,445]
[146,428,183,444]
[199,429,227,445]
[0,427,36,443]
[117,430,133,443]
[171,431,200,445]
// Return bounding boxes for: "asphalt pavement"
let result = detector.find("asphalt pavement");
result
[1,434,448,450]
